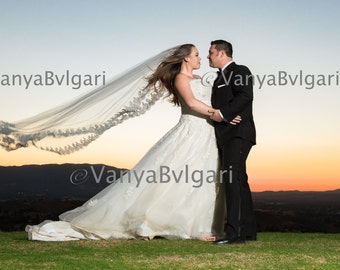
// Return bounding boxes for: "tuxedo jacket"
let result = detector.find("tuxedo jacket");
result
[211,62,256,146]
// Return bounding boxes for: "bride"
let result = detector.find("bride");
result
[2,44,229,241]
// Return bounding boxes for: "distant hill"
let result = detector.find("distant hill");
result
[252,189,340,204]
[0,164,126,200]
[0,164,339,233]
[252,190,340,233]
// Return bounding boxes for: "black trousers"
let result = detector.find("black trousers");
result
[219,138,256,240]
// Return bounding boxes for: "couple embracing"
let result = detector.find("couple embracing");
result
[1,39,256,243]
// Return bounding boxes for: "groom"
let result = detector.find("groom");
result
[208,40,257,244]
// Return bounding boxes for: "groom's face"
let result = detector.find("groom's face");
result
[207,45,221,68]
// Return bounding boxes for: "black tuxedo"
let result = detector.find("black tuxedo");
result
[211,62,256,145]
[211,62,257,241]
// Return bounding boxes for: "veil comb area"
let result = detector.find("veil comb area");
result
[0,47,179,154]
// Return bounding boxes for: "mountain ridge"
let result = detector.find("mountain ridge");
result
[0,164,339,233]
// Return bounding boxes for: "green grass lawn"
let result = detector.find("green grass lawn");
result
[0,232,339,269]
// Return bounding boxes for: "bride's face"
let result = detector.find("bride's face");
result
[185,47,201,70]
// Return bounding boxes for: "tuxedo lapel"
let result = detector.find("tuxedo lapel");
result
[221,62,236,86]
[211,63,237,106]
[214,62,235,89]
[213,71,221,86]
[211,71,221,99]
[213,70,227,88]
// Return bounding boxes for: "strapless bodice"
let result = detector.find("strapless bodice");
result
[179,79,212,117]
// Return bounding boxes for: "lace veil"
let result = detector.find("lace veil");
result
[0,46,179,154]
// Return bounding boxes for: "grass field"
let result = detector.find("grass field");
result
[0,232,339,269]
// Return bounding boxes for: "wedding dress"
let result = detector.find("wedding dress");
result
[25,79,225,241]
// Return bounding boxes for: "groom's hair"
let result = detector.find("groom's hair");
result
[211,40,233,57]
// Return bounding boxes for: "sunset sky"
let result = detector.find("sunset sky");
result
[0,0,339,191]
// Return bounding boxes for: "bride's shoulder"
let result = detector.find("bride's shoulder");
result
[175,73,191,85]
[174,73,203,91]
[175,73,200,83]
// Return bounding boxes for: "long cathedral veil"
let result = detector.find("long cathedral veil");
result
[0,46,179,154]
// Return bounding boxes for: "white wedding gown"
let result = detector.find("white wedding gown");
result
[26,79,224,241]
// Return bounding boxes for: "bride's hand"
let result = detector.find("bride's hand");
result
[208,109,215,115]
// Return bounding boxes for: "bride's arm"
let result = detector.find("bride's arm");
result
[174,75,214,116]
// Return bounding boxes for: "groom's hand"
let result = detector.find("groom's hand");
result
[210,109,242,125]
[229,115,242,125]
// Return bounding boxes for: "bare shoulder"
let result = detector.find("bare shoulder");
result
[174,73,191,88]
[175,73,200,86]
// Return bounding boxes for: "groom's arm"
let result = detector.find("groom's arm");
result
[210,112,242,125]
[219,65,253,122]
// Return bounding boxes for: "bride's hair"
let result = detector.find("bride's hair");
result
[144,44,195,106]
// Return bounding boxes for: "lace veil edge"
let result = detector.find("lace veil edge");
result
[0,46,179,154]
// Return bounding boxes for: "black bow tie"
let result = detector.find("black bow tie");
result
[216,70,222,79]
